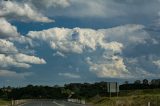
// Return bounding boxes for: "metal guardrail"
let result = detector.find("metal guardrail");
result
[67,98,86,104]
[11,99,31,106]
[9,99,86,106]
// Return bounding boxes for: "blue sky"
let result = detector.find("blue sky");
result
[1,0,160,87]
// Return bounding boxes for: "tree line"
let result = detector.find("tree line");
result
[120,79,160,90]
[0,82,109,99]
[0,79,160,100]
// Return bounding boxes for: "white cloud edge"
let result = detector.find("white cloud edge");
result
[0,1,54,23]
[58,72,81,79]
[0,70,32,78]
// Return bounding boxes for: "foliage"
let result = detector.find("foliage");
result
[1,79,160,100]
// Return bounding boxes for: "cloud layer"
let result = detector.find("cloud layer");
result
[28,0,70,8]
[27,24,158,78]
[1,0,160,82]
[0,16,46,78]
[0,70,31,78]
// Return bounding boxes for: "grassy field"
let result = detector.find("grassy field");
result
[88,89,160,106]
[88,95,160,106]
[0,99,11,106]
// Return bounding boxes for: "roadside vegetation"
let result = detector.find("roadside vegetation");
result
[88,95,160,106]
[0,99,10,106]
[1,79,160,106]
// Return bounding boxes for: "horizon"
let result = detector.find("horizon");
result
[0,78,154,88]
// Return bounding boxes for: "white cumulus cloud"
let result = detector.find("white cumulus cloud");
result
[0,16,46,78]
[0,53,46,69]
[28,24,148,54]
[0,39,18,53]
[0,18,19,38]
[28,27,112,53]
[0,1,53,22]
[0,54,31,68]
[86,56,130,78]
[153,60,160,68]
[12,53,46,64]
[100,24,149,46]
[27,24,152,78]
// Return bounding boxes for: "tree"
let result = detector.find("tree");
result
[134,80,141,84]
[143,79,148,85]
[124,81,129,84]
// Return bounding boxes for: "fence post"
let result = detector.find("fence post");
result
[148,102,150,106]
[11,100,14,106]
[157,96,158,106]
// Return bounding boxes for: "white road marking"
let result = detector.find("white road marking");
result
[52,101,65,106]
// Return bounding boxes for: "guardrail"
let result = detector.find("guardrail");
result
[67,98,86,104]
[9,99,86,106]
[11,99,31,106]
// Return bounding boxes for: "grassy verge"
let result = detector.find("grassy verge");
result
[87,89,160,106]
[88,95,160,106]
[0,99,11,106]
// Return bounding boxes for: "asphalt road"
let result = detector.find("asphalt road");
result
[21,100,89,106]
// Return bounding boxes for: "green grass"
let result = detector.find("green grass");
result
[0,99,11,106]
[88,95,160,106]
[88,89,160,106]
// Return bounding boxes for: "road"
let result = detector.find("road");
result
[21,100,89,106]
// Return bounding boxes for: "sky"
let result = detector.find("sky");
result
[1,0,160,87]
